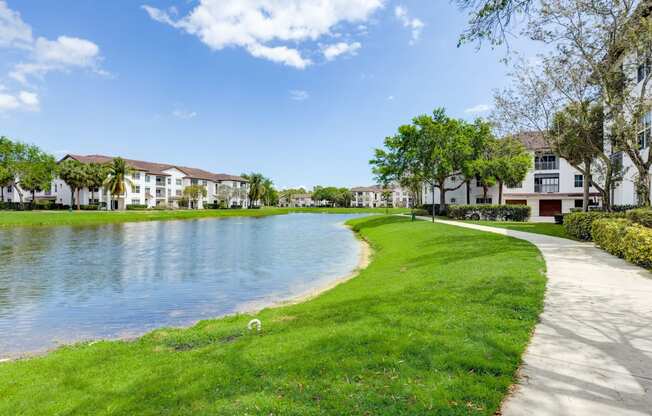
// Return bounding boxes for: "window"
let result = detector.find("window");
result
[476,178,482,187]
[638,111,651,149]
[131,199,141,205]
[145,175,150,183]
[202,180,207,185]
[176,190,182,196]
[6,186,11,193]
[450,198,456,203]
[176,179,182,186]
[167,178,171,185]
[574,199,584,208]
[191,179,198,185]
[133,172,141,180]
[638,54,651,83]
[145,187,150,195]
[535,154,559,170]
[132,185,140,193]
[574,174,584,188]
[507,182,522,189]
[534,174,560,193]
[54,184,57,192]
[476,197,492,204]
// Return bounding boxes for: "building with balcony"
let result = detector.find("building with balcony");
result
[45,154,249,210]
[351,185,413,208]
[421,132,599,217]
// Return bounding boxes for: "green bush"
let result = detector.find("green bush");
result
[79,204,99,211]
[612,204,643,212]
[412,208,430,217]
[447,204,531,222]
[626,208,652,228]
[126,204,148,210]
[563,212,624,241]
[593,219,652,268]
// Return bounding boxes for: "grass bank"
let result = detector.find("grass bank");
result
[0,216,545,415]
[464,220,572,240]
[0,207,409,228]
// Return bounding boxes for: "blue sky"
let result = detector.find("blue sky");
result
[0,0,537,189]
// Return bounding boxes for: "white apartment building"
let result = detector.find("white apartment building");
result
[278,193,315,207]
[351,185,413,208]
[422,132,599,217]
[607,35,651,206]
[49,154,249,209]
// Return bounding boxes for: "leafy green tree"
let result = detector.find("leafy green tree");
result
[18,148,57,203]
[371,108,475,220]
[279,188,307,207]
[242,173,267,208]
[59,159,88,210]
[456,0,531,46]
[472,156,497,203]
[336,188,353,208]
[183,184,207,209]
[0,136,22,202]
[492,137,532,205]
[104,158,134,210]
[84,163,109,205]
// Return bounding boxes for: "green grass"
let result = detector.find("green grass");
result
[0,207,409,228]
[463,220,572,240]
[0,216,546,415]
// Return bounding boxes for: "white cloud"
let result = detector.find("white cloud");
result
[289,90,309,101]
[387,95,394,101]
[322,41,361,61]
[394,5,424,45]
[172,109,198,119]
[464,104,492,114]
[0,0,32,49]
[142,0,384,68]
[10,36,102,83]
[0,90,39,112]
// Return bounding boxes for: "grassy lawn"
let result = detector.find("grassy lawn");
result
[0,207,409,228]
[0,216,545,415]
[463,220,572,240]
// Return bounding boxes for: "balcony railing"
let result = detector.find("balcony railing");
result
[534,160,559,170]
[534,183,559,193]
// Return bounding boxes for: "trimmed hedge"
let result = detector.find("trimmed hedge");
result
[563,212,624,241]
[612,204,643,212]
[592,219,652,269]
[447,204,531,222]
[126,204,148,210]
[412,208,430,217]
[626,208,652,228]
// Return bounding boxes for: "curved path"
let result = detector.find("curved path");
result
[418,217,652,416]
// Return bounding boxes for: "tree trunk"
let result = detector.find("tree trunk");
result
[439,180,447,217]
[498,180,504,205]
[482,185,488,201]
[431,184,436,222]
[635,167,651,207]
[582,159,591,212]
[76,188,81,210]
[32,190,36,207]
[466,180,471,205]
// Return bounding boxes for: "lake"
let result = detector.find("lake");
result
[0,213,364,358]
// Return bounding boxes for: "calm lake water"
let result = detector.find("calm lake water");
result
[0,213,364,357]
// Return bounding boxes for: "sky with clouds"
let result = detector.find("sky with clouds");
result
[0,0,539,189]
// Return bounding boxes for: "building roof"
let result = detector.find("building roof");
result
[61,154,247,182]
[351,185,394,192]
[509,131,550,151]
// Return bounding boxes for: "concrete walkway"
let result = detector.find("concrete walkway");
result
[418,217,652,416]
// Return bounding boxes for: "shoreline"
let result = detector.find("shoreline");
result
[0,223,372,363]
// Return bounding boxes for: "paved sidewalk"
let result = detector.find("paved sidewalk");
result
[418,217,652,416]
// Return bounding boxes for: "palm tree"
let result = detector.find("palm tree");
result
[104,158,134,210]
[242,173,266,208]
[85,163,109,206]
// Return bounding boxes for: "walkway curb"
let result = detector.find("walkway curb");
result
[415,217,652,416]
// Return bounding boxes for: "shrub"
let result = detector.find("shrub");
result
[563,211,624,241]
[592,218,630,258]
[592,219,652,269]
[612,204,643,212]
[79,204,99,211]
[626,208,652,228]
[126,204,148,210]
[447,204,531,222]
[412,208,430,217]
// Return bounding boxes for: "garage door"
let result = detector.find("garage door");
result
[539,200,562,216]
[505,199,527,205]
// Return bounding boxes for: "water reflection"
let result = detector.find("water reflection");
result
[0,214,362,357]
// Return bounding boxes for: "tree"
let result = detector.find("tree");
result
[337,188,353,208]
[471,149,497,203]
[59,159,88,210]
[242,173,266,208]
[492,136,532,205]
[279,188,307,207]
[104,158,134,210]
[0,137,24,203]
[456,0,533,46]
[183,184,207,209]
[371,108,475,221]
[18,148,57,204]
[261,177,277,206]
[84,163,109,205]
[215,183,233,207]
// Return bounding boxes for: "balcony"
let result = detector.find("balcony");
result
[534,183,560,193]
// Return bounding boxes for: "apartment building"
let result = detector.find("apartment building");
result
[351,185,413,208]
[422,132,599,217]
[49,154,249,209]
[278,193,315,207]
